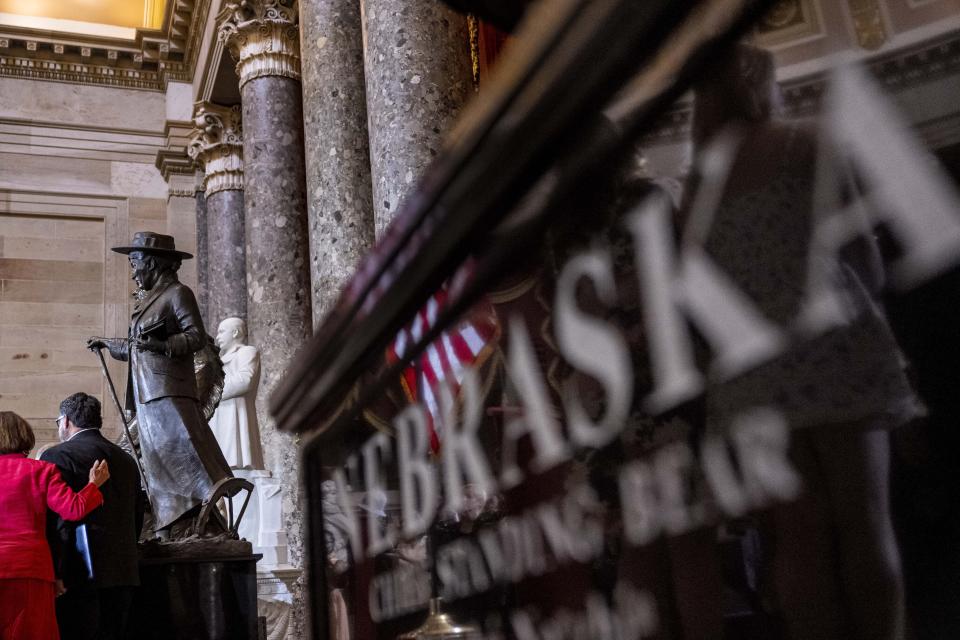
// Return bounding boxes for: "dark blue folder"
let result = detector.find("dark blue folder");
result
[74,524,94,581]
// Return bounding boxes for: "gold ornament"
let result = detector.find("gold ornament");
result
[397,598,480,640]
[848,0,887,51]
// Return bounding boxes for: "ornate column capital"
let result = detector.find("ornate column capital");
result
[217,0,301,88]
[188,102,245,196]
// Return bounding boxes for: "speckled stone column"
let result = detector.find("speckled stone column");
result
[188,102,247,327]
[219,2,311,638]
[361,0,473,235]
[300,0,376,324]
[194,189,210,324]
[205,190,247,325]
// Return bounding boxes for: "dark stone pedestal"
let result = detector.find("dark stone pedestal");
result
[129,552,262,640]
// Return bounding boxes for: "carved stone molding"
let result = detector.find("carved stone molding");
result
[640,28,960,148]
[169,186,201,197]
[157,147,196,180]
[0,0,211,91]
[167,171,202,199]
[217,0,301,88]
[156,120,198,202]
[754,0,823,49]
[188,102,245,196]
[0,54,163,90]
[847,0,888,51]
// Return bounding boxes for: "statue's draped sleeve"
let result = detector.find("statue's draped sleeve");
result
[221,347,259,401]
[167,286,206,357]
[107,339,130,362]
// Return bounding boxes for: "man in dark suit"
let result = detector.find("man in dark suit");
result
[43,392,144,640]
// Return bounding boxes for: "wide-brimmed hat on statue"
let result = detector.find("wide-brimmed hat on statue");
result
[111,231,194,260]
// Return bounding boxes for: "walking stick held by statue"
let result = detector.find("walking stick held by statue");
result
[91,345,153,505]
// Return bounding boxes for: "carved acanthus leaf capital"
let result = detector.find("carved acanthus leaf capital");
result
[188,102,244,196]
[217,0,300,88]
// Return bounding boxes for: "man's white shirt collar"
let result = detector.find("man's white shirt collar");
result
[65,428,98,442]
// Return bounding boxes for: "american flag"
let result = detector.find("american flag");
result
[386,270,500,452]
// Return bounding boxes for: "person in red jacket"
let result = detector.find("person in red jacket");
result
[0,411,110,640]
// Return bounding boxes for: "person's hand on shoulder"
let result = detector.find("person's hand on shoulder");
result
[89,459,110,487]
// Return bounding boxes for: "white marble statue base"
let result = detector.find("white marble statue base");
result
[228,469,300,640]
[232,468,289,567]
[257,566,301,640]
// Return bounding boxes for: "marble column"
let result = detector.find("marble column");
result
[194,189,210,324]
[300,0,376,324]
[187,102,247,327]
[361,0,474,235]
[164,173,201,292]
[219,2,310,638]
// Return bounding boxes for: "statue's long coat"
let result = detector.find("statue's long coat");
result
[111,273,232,529]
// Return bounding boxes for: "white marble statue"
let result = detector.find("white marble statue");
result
[210,317,265,469]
